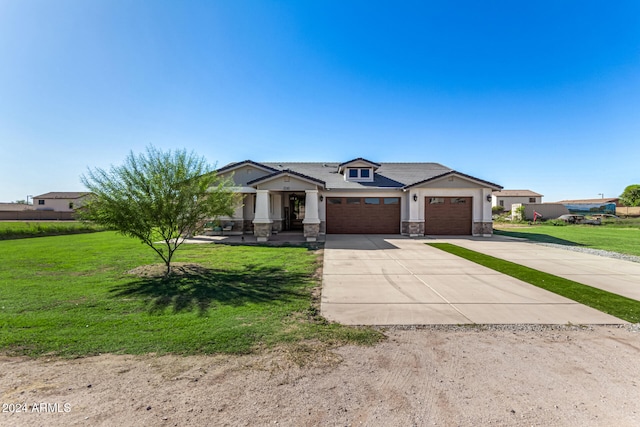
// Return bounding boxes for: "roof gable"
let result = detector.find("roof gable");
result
[247,169,326,188]
[337,157,381,174]
[403,171,503,190]
[215,160,279,175]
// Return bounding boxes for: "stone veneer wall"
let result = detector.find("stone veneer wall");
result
[253,223,271,238]
[473,222,493,235]
[401,221,425,236]
[304,223,320,239]
[319,221,326,234]
[272,220,283,232]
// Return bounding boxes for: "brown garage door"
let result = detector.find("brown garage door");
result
[326,197,400,234]
[425,197,472,235]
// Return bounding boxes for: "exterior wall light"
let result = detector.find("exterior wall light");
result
[319,195,324,202]
[486,194,492,202]
[413,194,418,202]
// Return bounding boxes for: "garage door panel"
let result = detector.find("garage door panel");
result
[425,197,472,235]
[327,197,400,234]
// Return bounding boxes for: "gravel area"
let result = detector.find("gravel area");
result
[531,241,640,263]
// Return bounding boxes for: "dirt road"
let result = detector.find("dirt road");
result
[2,325,639,426]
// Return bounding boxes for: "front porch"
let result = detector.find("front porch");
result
[252,188,322,242]
[189,230,325,245]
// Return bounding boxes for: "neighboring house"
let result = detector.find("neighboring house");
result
[32,192,91,212]
[215,158,502,242]
[492,190,543,212]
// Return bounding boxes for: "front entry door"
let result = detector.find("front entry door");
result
[287,194,305,231]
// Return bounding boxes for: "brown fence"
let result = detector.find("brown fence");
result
[0,211,76,221]
[616,206,640,217]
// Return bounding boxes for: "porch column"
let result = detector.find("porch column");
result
[404,189,424,237]
[302,189,321,242]
[253,189,272,242]
[474,188,493,237]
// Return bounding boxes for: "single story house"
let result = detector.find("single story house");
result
[214,158,502,242]
[492,189,543,212]
[33,192,92,212]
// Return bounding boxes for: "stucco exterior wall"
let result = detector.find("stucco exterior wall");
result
[493,196,542,212]
[33,197,87,212]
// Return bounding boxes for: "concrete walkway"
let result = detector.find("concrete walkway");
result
[434,236,640,302]
[321,235,628,325]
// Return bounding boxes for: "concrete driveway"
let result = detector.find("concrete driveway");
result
[321,235,628,325]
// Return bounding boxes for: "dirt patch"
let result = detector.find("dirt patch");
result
[126,263,208,278]
[2,325,640,426]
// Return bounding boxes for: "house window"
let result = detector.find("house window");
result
[346,168,373,181]
[69,202,74,209]
[346,198,360,205]
[429,198,444,204]
[38,200,45,205]
[384,198,399,204]
[328,198,342,204]
[529,198,536,203]
[452,198,466,204]
[499,200,504,207]
[364,198,379,204]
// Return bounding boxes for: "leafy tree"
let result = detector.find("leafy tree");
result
[80,146,236,274]
[619,184,640,207]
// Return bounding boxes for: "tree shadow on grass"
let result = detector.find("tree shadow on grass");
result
[494,230,584,247]
[110,264,310,316]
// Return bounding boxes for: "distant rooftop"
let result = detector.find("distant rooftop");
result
[492,189,543,197]
[33,192,91,199]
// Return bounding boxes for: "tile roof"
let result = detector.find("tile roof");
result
[216,160,502,190]
[247,168,326,186]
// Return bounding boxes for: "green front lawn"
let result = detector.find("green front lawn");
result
[0,232,382,357]
[0,221,107,240]
[494,221,640,257]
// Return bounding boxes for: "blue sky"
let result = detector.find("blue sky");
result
[1,0,639,203]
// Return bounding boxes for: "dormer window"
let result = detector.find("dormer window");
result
[338,158,380,182]
[346,168,373,181]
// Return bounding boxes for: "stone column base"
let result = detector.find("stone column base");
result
[303,223,320,242]
[473,221,493,236]
[401,221,424,236]
[272,219,283,233]
[253,222,272,242]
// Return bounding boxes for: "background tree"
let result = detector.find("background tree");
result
[80,146,237,274]
[619,184,640,207]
